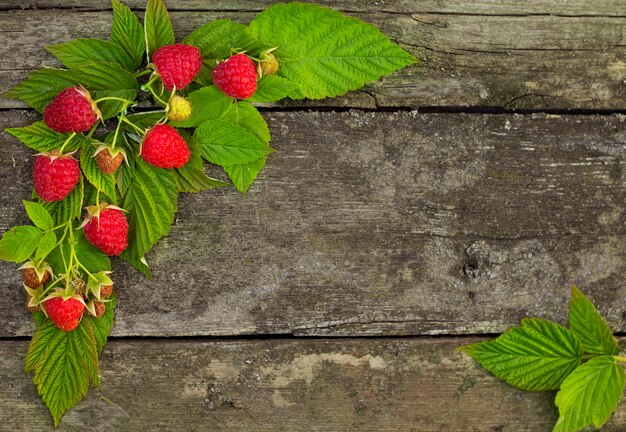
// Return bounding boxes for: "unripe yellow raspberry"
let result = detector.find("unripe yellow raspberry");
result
[260,53,279,76]
[167,95,192,121]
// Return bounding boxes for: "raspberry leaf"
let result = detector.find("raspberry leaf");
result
[144,0,175,58]
[569,286,618,356]
[248,75,299,103]
[47,38,135,72]
[194,119,273,167]
[85,295,117,356]
[248,2,417,99]
[28,318,99,427]
[220,102,271,194]
[0,225,43,263]
[120,159,178,278]
[553,356,626,431]
[79,148,118,203]
[35,231,57,261]
[6,122,88,153]
[459,318,583,391]
[111,0,145,70]
[168,86,233,128]
[23,200,54,231]
[174,131,230,193]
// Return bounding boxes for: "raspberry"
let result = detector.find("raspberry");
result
[152,44,203,91]
[83,206,129,256]
[22,268,50,288]
[96,148,125,175]
[33,153,81,202]
[93,301,106,318]
[44,87,99,133]
[167,95,192,121]
[260,53,279,76]
[141,124,190,169]
[212,53,258,99]
[45,296,85,331]
[100,284,113,299]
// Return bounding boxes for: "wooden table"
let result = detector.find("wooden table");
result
[1,1,625,430]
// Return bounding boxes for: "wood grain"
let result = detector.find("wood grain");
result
[3,337,626,432]
[1,110,624,337]
[1,1,625,109]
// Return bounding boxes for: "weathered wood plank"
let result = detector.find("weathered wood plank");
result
[3,337,626,431]
[1,0,625,16]
[1,2,625,109]
[1,111,624,337]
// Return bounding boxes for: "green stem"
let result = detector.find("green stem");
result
[121,117,146,135]
[95,190,101,209]
[134,69,152,78]
[58,132,76,154]
[110,108,127,149]
[615,356,626,364]
[86,123,98,139]
[93,96,135,105]
[147,84,169,106]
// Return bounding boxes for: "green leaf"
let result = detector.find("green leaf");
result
[219,102,271,194]
[145,0,175,58]
[120,159,178,277]
[80,148,118,203]
[248,2,417,99]
[84,295,117,356]
[174,131,230,193]
[183,19,269,85]
[47,38,134,71]
[0,225,43,263]
[35,231,57,261]
[25,314,58,372]
[23,200,54,230]
[194,119,273,167]
[111,0,145,70]
[168,86,233,128]
[248,75,298,103]
[460,318,583,391]
[6,122,89,153]
[224,157,266,195]
[553,356,626,432]
[43,176,84,225]
[4,63,138,119]
[569,286,618,356]
[30,318,99,427]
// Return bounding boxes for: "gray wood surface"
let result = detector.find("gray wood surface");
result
[3,337,626,432]
[1,110,624,337]
[1,0,626,109]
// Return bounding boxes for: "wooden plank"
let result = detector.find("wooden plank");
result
[1,3,626,109]
[4,337,626,431]
[1,110,624,337]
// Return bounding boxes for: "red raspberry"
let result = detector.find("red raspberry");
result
[152,44,203,91]
[44,87,99,133]
[33,154,81,202]
[141,124,190,169]
[45,297,85,331]
[83,207,129,256]
[212,53,258,99]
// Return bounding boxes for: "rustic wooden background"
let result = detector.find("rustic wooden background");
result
[1,1,626,430]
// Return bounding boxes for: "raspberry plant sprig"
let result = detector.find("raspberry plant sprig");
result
[0,0,415,426]
[461,287,626,432]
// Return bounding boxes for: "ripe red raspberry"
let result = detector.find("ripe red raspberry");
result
[33,153,81,202]
[83,206,129,256]
[44,87,100,133]
[141,124,190,169]
[152,44,203,91]
[45,297,85,331]
[22,268,50,288]
[212,53,258,99]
